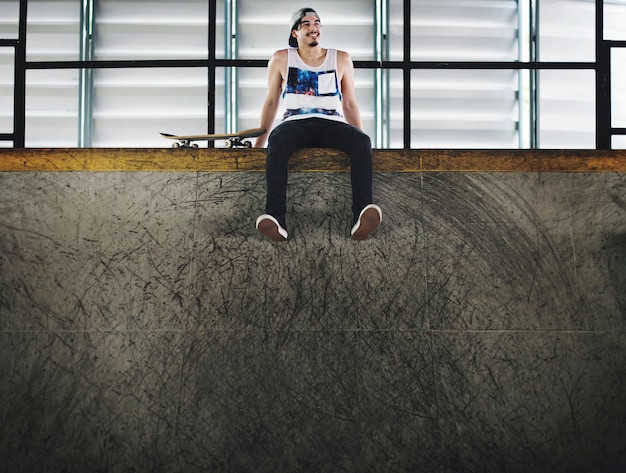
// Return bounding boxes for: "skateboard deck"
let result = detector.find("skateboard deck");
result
[161,127,266,149]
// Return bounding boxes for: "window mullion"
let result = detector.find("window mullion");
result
[225,0,238,133]
[78,0,95,148]
[375,0,390,148]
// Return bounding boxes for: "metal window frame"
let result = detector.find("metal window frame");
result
[224,0,238,135]
[0,0,27,147]
[607,42,626,144]
[1,0,620,150]
[78,0,96,148]
[518,0,539,149]
[374,0,390,148]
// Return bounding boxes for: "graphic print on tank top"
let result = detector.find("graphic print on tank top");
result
[282,48,345,122]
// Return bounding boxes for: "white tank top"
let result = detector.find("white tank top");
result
[281,48,345,123]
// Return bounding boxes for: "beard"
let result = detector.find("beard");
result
[307,36,319,47]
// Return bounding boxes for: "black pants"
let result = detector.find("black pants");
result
[265,118,373,227]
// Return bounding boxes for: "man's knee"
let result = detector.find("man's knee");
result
[346,130,372,159]
[356,131,372,149]
[340,123,371,150]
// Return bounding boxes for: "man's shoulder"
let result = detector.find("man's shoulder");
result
[267,49,289,70]
[335,49,353,65]
[270,49,289,60]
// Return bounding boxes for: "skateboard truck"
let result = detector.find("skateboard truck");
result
[224,137,254,148]
[171,139,198,149]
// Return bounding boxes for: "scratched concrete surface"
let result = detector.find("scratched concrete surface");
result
[0,170,625,472]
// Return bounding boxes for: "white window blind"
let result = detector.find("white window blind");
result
[94,0,208,61]
[395,0,521,148]
[612,49,626,130]
[0,0,19,38]
[409,69,520,148]
[22,0,79,147]
[606,1,626,150]
[0,55,14,148]
[91,68,208,147]
[0,0,17,146]
[91,0,209,147]
[407,0,519,62]
[539,0,596,148]
[26,69,79,147]
[605,0,626,40]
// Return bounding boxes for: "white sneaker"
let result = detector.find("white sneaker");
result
[350,204,382,240]
[256,214,288,242]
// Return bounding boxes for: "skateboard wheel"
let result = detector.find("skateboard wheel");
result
[224,140,233,148]
[172,143,180,149]
[192,143,199,149]
[244,141,252,148]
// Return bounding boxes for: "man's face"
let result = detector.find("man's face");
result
[293,14,321,47]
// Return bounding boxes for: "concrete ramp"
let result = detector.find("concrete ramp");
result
[1,149,625,472]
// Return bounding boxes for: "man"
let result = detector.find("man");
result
[254,7,382,242]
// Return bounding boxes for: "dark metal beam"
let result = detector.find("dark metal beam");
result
[13,0,27,148]
[596,0,611,149]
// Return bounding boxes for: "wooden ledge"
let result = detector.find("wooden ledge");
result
[0,148,625,172]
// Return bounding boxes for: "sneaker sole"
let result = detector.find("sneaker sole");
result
[351,206,381,240]
[257,218,288,242]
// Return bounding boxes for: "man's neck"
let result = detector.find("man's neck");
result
[296,46,327,66]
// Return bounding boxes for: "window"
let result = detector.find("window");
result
[91,0,209,146]
[0,0,19,39]
[24,0,80,146]
[0,49,14,143]
[606,1,626,149]
[538,0,596,148]
[0,0,18,147]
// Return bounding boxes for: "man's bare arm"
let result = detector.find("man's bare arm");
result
[337,50,363,130]
[255,50,287,147]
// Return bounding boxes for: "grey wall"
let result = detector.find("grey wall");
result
[1,170,625,472]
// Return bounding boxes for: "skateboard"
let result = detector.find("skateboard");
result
[161,127,266,149]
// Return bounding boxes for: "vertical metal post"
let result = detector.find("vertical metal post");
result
[403,0,411,149]
[78,0,95,148]
[596,0,611,149]
[530,0,539,149]
[374,0,390,148]
[517,0,529,148]
[208,0,217,138]
[14,0,27,148]
[225,0,238,133]
[517,0,540,149]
